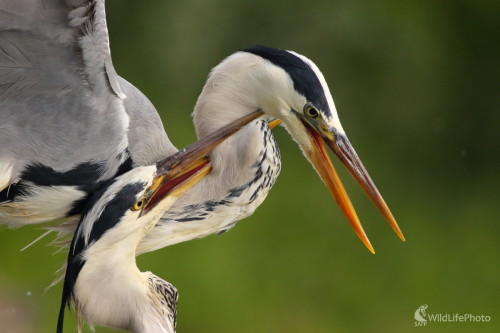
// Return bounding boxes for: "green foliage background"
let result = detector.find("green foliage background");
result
[1,0,498,332]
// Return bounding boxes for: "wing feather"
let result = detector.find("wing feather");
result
[0,0,174,186]
[0,0,175,225]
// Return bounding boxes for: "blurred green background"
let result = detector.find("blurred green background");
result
[1,0,499,332]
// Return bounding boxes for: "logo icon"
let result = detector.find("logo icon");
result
[415,304,428,326]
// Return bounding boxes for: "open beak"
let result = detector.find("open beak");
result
[142,157,212,214]
[301,120,404,254]
[142,110,265,213]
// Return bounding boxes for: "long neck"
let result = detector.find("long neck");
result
[182,53,281,199]
[74,232,175,332]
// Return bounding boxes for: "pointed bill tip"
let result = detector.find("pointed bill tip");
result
[268,119,282,129]
[389,217,406,242]
[392,220,406,242]
[351,219,376,254]
[330,134,406,244]
[377,197,405,242]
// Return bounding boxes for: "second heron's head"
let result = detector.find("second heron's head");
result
[194,45,404,253]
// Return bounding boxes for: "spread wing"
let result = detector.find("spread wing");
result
[0,0,175,194]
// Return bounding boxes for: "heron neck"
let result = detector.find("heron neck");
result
[170,55,282,206]
[192,83,262,139]
[75,233,175,332]
[192,52,290,139]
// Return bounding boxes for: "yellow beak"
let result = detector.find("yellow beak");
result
[302,120,404,253]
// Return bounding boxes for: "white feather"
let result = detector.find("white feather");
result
[0,184,86,227]
[0,160,15,194]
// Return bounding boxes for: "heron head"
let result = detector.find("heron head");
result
[79,166,207,247]
[210,46,405,252]
[59,159,211,333]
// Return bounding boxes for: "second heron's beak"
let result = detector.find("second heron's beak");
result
[141,110,265,213]
[299,119,405,253]
[142,157,212,214]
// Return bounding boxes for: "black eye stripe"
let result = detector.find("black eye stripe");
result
[242,46,332,118]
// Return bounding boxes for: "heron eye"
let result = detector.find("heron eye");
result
[131,198,146,211]
[304,104,319,118]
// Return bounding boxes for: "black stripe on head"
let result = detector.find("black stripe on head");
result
[86,181,147,245]
[71,180,147,271]
[241,45,331,117]
[58,180,146,333]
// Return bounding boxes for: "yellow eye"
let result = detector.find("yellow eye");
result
[304,104,319,118]
[131,197,146,211]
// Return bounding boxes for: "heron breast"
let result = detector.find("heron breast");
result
[160,121,281,237]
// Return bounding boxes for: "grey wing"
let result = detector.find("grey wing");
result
[0,0,175,191]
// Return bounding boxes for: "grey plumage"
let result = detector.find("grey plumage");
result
[0,0,175,225]
[0,0,289,254]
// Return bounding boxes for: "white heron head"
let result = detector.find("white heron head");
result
[194,46,404,252]
[57,163,210,332]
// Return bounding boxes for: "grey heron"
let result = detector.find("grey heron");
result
[0,0,404,254]
[57,157,211,333]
